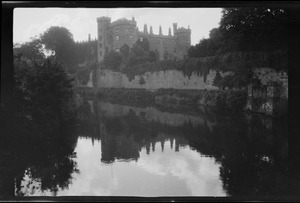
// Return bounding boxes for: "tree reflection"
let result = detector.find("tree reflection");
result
[0,110,79,197]
[77,99,297,198]
[1,82,79,197]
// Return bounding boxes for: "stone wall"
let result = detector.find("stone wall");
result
[253,68,288,99]
[95,69,221,90]
[246,68,288,116]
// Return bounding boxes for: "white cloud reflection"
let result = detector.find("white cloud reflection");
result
[53,138,226,197]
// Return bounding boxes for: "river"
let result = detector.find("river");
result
[1,98,294,198]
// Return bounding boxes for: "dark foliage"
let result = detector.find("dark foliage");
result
[40,26,77,73]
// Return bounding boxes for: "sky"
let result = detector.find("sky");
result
[13,8,222,46]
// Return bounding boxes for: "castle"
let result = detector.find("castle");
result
[97,16,191,63]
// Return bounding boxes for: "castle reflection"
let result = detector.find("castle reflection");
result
[75,99,296,197]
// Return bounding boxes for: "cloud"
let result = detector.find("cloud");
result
[14,13,71,43]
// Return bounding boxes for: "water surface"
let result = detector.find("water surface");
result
[1,99,293,198]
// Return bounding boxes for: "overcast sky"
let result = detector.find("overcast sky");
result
[13,8,222,46]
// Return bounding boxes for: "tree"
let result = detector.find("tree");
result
[135,37,150,52]
[213,71,222,87]
[13,38,46,62]
[40,26,77,72]
[188,38,218,58]
[127,38,152,67]
[14,56,75,131]
[218,8,289,53]
[103,51,123,71]
[149,51,157,62]
[120,43,130,59]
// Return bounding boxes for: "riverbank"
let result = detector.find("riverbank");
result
[75,86,288,119]
[75,87,249,114]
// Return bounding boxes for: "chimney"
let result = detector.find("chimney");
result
[88,34,91,42]
[144,24,148,34]
[168,27,171,36]
[159,25,162,35]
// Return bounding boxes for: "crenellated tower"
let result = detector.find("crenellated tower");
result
[97,17,111,63]
[174,25,191,59]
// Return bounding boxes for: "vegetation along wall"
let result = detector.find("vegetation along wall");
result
[94,69,225,90]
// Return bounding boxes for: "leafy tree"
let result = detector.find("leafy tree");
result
[218,8,288,53]
[213,71,222,87]
[13,38,46,62]
[120,43,130,59]
[135,37,150,52]
[40,26,77,72]
[103,51,123,71]
[14,56,75,131]
[126,38,157,67]
[149,51,157,62]
[188,37,218,58]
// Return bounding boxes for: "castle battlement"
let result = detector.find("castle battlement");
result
[137,31,176,39]
[97,16,191,62]
[97,16,111,22]
[111,17,136,27]
[176,27,191,33]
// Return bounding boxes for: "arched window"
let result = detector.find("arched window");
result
[116,36,119,41]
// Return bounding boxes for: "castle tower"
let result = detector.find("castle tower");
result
[143,24,148,34]
[168,27,171,36]
[159,25,162,35]
[173,23,177,35]
[97,17,111,63]
[111,17,137,51]
[175,26,191,59]
[150,26,153,35]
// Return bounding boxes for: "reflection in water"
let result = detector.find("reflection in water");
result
[1,98,295,198]
[0,100,79,197]
[56,138,224,196]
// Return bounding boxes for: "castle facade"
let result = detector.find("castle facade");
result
[97,16,191,63]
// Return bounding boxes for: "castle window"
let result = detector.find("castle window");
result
[99,43,102,48]
[116,28,119,33]
[130,35,133,41]
[99,36,102,41]
[100,51,102,56]
[116,36,119,41]
[130,28,133,33]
